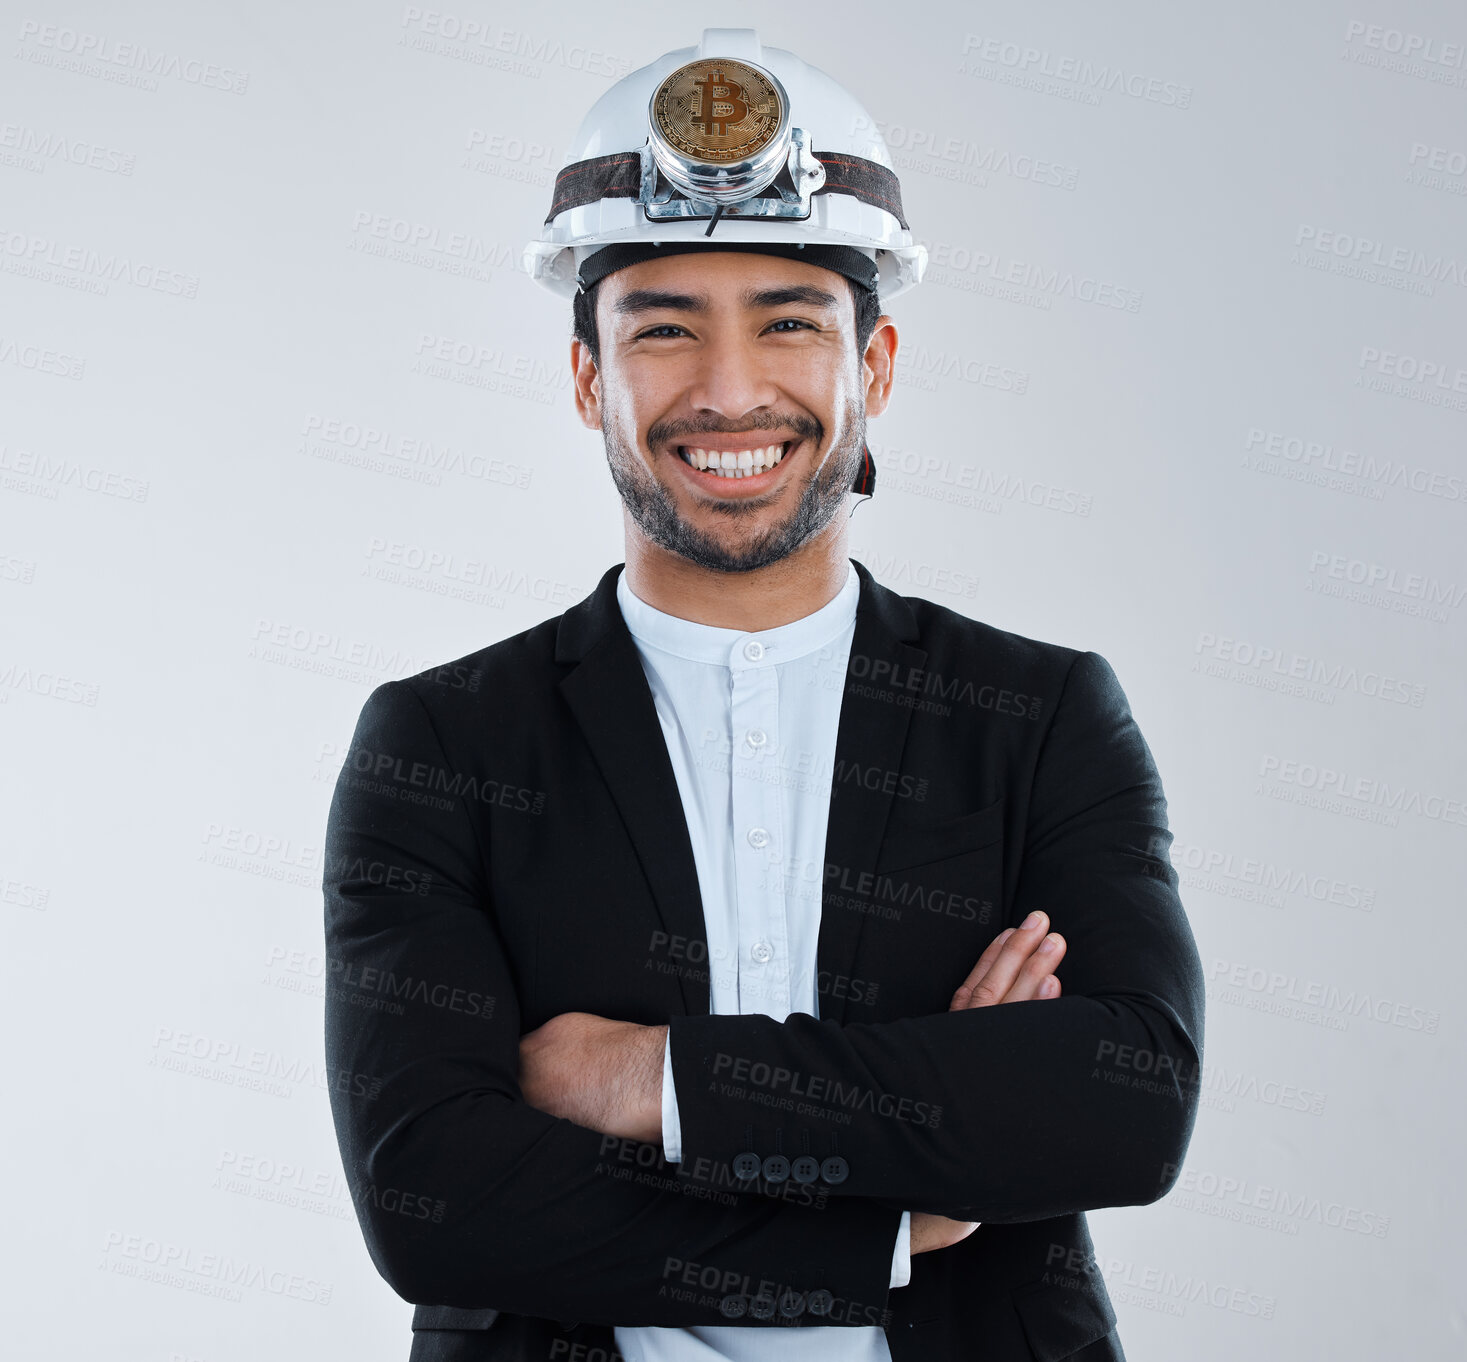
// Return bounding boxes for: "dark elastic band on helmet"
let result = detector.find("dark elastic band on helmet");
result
[544,148,908,230]
[574,240,879,295]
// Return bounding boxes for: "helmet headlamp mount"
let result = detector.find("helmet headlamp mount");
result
[641,58,826,223]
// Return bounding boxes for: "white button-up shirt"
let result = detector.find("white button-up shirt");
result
[613,561,911,1362]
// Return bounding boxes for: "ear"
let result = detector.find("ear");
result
[862,316,898,419]
[571,336,602,431]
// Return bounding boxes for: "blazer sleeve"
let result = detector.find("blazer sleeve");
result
[665,649,1207,1224]
[323,678,905,1326]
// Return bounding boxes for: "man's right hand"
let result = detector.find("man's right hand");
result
[909,910,1067,1256]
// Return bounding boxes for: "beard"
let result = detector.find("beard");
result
[601,395,867,574]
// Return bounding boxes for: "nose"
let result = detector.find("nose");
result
[684,329,781,424]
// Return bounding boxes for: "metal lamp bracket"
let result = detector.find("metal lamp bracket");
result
[639,127,827,223]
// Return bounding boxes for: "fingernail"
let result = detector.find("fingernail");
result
[1023,911,1044,929]
[1038,934,1059,952]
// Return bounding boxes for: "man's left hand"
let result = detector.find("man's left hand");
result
[518,1012,667,1143]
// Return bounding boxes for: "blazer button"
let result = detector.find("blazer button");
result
[779,1290,805,1318]
[748,1294,777,1320]
[791,1155,821,1183]
[820,1155,849,1185]
[761,1154,790,1183]
[732,1152,762,1181]
[806,1289,834,1316]
[719,1294,748,1319]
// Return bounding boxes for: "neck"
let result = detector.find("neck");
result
[621,517,852,631]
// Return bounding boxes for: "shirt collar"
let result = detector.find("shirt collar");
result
[616,560,859,669]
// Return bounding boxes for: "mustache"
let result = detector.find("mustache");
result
[646,414,823,446]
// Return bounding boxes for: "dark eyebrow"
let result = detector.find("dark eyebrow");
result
[611,282,841,318]
[741,283,841,310]
[612,288,705,317]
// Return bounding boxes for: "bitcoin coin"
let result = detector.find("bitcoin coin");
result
[650,58,784,165]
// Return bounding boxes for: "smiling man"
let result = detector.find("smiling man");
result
[583,251,885,615]
[323,27,1205,1362]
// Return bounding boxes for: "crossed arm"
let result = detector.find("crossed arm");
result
[518,911,1072,1258]
[323,650,1205,1323]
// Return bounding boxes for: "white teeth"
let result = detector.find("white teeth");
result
[679,441,792,477]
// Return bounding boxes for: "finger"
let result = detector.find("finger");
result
[957,911,1051,1008]
[949,928,1015,1009]
[999,933,1067,1002]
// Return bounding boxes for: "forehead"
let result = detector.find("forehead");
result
[599,251,850,315]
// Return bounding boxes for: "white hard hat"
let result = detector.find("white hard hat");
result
[522,27,928,303]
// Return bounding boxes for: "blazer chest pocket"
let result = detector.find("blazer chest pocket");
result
[850,798,1007,1017]
[874,797,1005,876]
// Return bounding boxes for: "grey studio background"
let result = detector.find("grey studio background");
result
[2,0,1464,1357]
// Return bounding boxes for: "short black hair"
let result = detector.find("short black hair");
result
[572,271,882,370]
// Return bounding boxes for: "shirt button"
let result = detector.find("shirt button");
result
[746,826,770,849]
[746,727,768,748]
[743,639,764,661]
[751,941,774,964]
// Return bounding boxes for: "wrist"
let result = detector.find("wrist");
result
[628,1023,667,1144]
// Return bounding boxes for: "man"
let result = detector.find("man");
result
[323,28,1204,1362]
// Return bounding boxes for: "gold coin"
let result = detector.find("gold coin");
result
[651,59,783,165]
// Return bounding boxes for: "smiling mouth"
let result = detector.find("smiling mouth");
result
[677,440,796,479]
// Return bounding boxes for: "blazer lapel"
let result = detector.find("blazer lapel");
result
[554,559,926,1027]
[817,558,927,1024]
[556,565,712,1019]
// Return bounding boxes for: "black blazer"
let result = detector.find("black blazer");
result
[323,558,1205,1362]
